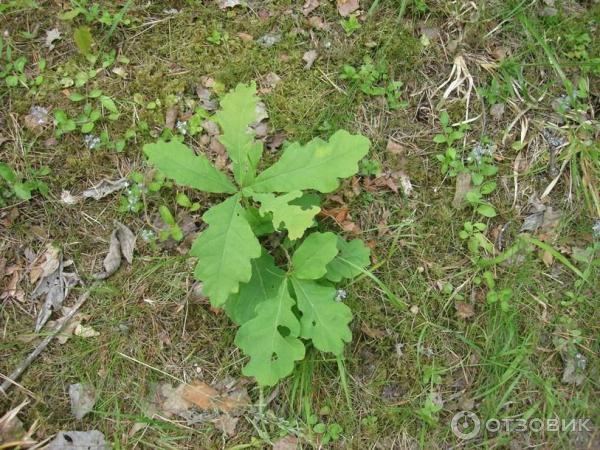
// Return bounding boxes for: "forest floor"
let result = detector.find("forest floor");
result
[0,0,599,449]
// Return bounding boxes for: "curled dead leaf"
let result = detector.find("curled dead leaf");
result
[82,178,129,201]
[93,222,136,280]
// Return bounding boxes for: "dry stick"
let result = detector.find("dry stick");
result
[0,291,90,395]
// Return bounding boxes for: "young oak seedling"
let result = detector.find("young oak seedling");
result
[144,83,371,386]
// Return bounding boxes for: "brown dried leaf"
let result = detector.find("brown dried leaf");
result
[337,0,359,17]
[361,323,387,339]
[260,72,281,93]
[1,265,25,302]
[541,249,554,267]
[455,302,474,319]
[0,401,37,448]
[237,32,253,42]
[386,138,404,154]
[212,415,239,436]
[273,435,299,450]
[29,244,61,284]
[165,106,179,131]
[267,133,286,150]
[302,0,319,16]
[307,16,326,29]
[94,222,136,280]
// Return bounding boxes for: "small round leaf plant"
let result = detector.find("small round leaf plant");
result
[144,83,371,386]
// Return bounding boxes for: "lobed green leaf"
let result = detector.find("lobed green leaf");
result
[235,278,305,386]
[224,251,285,325]
[253,190,320,240]
[144,140,236,194]
[213,83,262,186]
[190,195,261,306]
[292,232,339,279]
[250,130,370,193]
[325,237,371,282]
[291,277,352,355]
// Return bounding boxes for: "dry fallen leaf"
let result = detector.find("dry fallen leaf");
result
[23,106,49,134]
[152,378,249,415]
[273,435,299,450]
[82,178,129,201]
[521,198,561,236]
[29,244,61,284]
[165,106,179,130]
[260,72,282,94]
[0,401,37,448]
[211,415,239,437]
[1,264,25,302]
[46,430,109,450]
[45,28,62,50]
[93,222,136,280]
[455,301,474,319]
[386,138,404,155]
[267,133,286,151]
[69,383,97,420]
[302,0,319,16]
[237,32,253,42]
[74,323,100,338]
[490,103,505,120]
[361,323,387,339]
[337,0,359,17]
[217,0,242,9]
[302,50,318,70]
[31,250,80,332]
[394,171,413,197]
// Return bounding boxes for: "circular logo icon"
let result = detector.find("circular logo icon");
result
[451,411,481,440]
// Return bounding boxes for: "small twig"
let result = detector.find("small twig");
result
[117,352,185,383]
[0,291,90,395]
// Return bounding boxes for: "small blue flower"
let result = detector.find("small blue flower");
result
[593,220,600,239]
[335,289,348,302]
